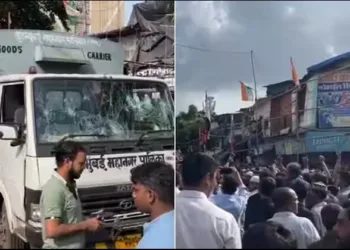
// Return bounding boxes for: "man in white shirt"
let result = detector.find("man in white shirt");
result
[176,153,241,249]
[269,187,320,249]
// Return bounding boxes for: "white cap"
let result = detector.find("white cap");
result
[250,175,260,184]
[245,171,254,177]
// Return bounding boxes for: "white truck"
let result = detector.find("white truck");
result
[0,30,174,249]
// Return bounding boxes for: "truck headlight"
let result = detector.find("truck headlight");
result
[30,203,41,222]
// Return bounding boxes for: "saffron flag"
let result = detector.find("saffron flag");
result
[240,81,254,101]
[290,57,300,86]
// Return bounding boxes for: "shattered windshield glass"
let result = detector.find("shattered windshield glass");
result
[33,78,174,143]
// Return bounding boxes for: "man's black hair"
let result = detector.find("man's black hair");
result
[181,153,220,187]
[339,171,350,186]
[221,174,238,195]
[302,172,312,184]
[328,185,339,197]
[243,221,297,249]
[275,176,286,188]
[259,177,276,197]
[272,187,295,211]
[53,140,87,167]
[287,162,301,179]
[310,186,328,201]
[259,170,273,179]
[130,162,174,206]
[290,180,309,201]
[276,172,286,178]
[321,204,343,231]
[312,172,328,185]
[343,200,350,209]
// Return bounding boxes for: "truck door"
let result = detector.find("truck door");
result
[0,82,26,221]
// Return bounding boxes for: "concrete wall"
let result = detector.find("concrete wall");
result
[254,99,271,136]
[270,92,292,136]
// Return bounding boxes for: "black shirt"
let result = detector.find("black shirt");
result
[244,193,275,230]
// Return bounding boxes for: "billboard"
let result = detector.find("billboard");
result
[305,131,350,152]
[318,82,350,128]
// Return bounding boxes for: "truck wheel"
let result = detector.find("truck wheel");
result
[0,203,26,249]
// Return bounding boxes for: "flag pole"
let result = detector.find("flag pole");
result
[203,90,208,152]
[291,57,300,162]
[250,50,258,103]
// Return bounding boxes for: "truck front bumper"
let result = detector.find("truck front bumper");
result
[25,221,42,248]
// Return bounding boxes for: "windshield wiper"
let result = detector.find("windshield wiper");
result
[135,129,173,146]
[59,133,109,142]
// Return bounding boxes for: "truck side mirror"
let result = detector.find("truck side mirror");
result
[0,125,18,140]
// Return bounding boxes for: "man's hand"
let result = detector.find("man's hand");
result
[319,155,325,163]
[336,151,342,159]
[83,217,102,232]
[231,167,244,186]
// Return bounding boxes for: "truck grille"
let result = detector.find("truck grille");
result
[78,184,139,216]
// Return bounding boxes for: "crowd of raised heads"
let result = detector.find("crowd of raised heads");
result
[175,152,350,249]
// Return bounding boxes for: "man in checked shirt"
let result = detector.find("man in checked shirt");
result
[39,140,101,249]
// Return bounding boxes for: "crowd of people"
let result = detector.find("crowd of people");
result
[175,152,350,249]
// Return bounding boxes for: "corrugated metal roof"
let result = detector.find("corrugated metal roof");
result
[307,51,350,74]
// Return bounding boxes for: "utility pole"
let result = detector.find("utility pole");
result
[294,88,300,162]
[250,50,259,156]
[291,57,300,162]
[229,114,234,154]
[202,90,216,152]
[83,1,87,35]
[7,12,11,29]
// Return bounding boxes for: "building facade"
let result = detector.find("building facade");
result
[55,1,124,35]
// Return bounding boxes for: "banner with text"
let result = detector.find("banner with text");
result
[318,82,350,128]
[305,131,350,152]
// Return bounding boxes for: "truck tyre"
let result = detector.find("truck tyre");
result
[0,203,26,249]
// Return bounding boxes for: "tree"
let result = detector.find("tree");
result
[176,104,208,153]
[176,104,222,154]
[0,1,69,31]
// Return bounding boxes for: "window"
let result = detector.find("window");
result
[1,83,25,123]
[34,78,173,143]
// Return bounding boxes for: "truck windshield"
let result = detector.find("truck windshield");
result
[33,78,174,143]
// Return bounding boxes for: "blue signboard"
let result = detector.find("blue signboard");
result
[305,131,350,152]
[318,82,350,128]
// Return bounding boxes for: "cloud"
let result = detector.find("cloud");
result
[178,1,237,37]
[285,6,296,16]
[176,1,350,113]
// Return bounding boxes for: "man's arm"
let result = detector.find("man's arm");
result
[41,189,99,239]
[333,152,342,185]
[231,167,250,199]
[45,219,88,239]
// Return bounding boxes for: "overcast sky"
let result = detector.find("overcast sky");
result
[125,1,142,25]
[176,1,350,114]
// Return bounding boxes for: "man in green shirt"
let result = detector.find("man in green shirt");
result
[40,140,101,248]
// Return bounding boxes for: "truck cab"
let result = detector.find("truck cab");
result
[0,30,174,248]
